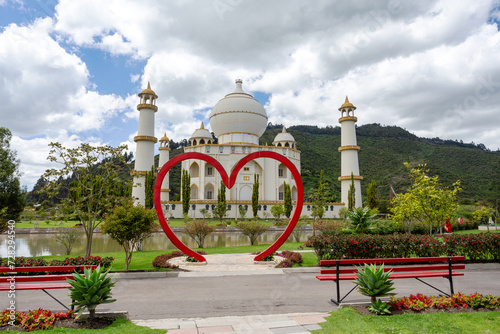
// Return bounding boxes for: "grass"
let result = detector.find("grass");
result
[36,242,312,271]
[30,318,164,333]
[312,307,500,334]
[454,228,500,234]
[14,220,82,228]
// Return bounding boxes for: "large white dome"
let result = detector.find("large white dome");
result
[209,79,268,142]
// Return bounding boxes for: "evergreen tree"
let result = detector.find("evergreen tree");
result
[252,174,259,218]
[181,169,190,215]
[216,181,227,220]
[0,127,25,221]
[348,172,355,210]
[144,165,155,209]
[284,182,292,218]
[367,180,378,209]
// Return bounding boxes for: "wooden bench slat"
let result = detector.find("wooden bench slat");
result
[316,270,464,281]
[0,275,75,283]
[0,283,71,291]
[320,264,466,275]
[0,265,97,273]
[320,256,465,266]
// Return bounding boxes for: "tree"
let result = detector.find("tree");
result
[310,170,326,235]
[367,180,378,210]
[284,182,292,218]
[0,127,25,222]
[41,142,129,257]
[252,174,259,218]
[144,165,155,209]
[347,207,377,233]
[271,204,284,221]
[181,169,191,215]
[348,172,356,210]
[237,221,269,245]
[54,227,84,255]
[238,205,247,220]
[390,163,462,235]
[183,220,216,248]
[216,181,227,220]
[102,202,158,271]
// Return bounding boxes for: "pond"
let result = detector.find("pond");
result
[0,230,313,258]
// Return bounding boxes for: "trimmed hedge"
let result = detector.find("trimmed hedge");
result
[311,233,500,261]
[0,255,114,274]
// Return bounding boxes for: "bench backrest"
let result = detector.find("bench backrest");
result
[0,265,98,273]
[320,256,465,266]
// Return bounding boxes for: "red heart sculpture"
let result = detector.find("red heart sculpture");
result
[154,151,303,262]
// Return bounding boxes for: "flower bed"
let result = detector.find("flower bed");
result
[389,293,500,311]
[311,233,500,261]
[0,255,114,275]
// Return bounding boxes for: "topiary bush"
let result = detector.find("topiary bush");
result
[151,251,184,269]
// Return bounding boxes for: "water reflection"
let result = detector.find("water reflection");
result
[0,230,312,257]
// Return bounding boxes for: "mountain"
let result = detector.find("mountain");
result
[260,123,500,204]
[27,124,500,206]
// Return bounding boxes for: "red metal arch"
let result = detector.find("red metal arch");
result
[154,151,304,262]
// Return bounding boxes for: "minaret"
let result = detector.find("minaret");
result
[158,133,170,203]
[338,96,362,207]
[132,82,158,206]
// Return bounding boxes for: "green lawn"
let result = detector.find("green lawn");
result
[454,228,500,234]
[37,242,312,271]
[30,318,164,333]
[312,307,500,334]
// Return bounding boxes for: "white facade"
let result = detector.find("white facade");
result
[133,80,357,218]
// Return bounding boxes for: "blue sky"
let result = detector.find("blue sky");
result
[1,0,500,190]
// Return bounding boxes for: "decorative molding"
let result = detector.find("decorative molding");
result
[159,147,171,151]
[137,104,158,112]
[338,145,361,152]
[338,175,364,181]
[134,135,158,143]
[338,116,358,123]
[209,110,268,120]
[131,171,147,176]
[161,189,171,192]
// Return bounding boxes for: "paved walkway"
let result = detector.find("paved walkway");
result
[134,253,330,333]
[134,313,330,333]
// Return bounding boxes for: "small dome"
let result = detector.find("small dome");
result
[339,96,355,110]
[159,133,169,142]
[190,122,212,140]
[138,82,158,98]
[273,126,295,146]
[209,79,268,139]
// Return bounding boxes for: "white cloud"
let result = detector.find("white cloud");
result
[4,0,500,191]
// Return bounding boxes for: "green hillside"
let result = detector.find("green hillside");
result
[260,123,500,204]
[28,124,500,206]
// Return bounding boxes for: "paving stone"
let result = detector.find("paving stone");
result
[304,324,323,330]
[198,325,234,333]
[167,328,198,334]
[270,326,311,334]
[289,314,329,325]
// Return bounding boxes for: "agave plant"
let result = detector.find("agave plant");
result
[67,265,116,320]
[368,299,392,315]
[353,263,396,304]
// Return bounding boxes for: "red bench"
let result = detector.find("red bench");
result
[0,265,97,310]
[316,256,465,305]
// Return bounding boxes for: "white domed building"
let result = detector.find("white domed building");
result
[133,79,354,218]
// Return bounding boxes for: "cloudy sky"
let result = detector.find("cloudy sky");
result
[1,0,499,190]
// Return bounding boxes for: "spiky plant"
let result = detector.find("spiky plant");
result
[67,265,116,320]
[353,263,396,304]
[368,299,392,315]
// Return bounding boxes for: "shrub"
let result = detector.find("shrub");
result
[237,221,268,245]
[316,220,344,235]
[185,251,207,262]
[151,251,184,269]
[389,292,500,311]
[353,263,396,304]
[183,220,216,248]
[275,251,303,268]
[21,309,55,331]
[54,227,84,255]
[67,265,116,321]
